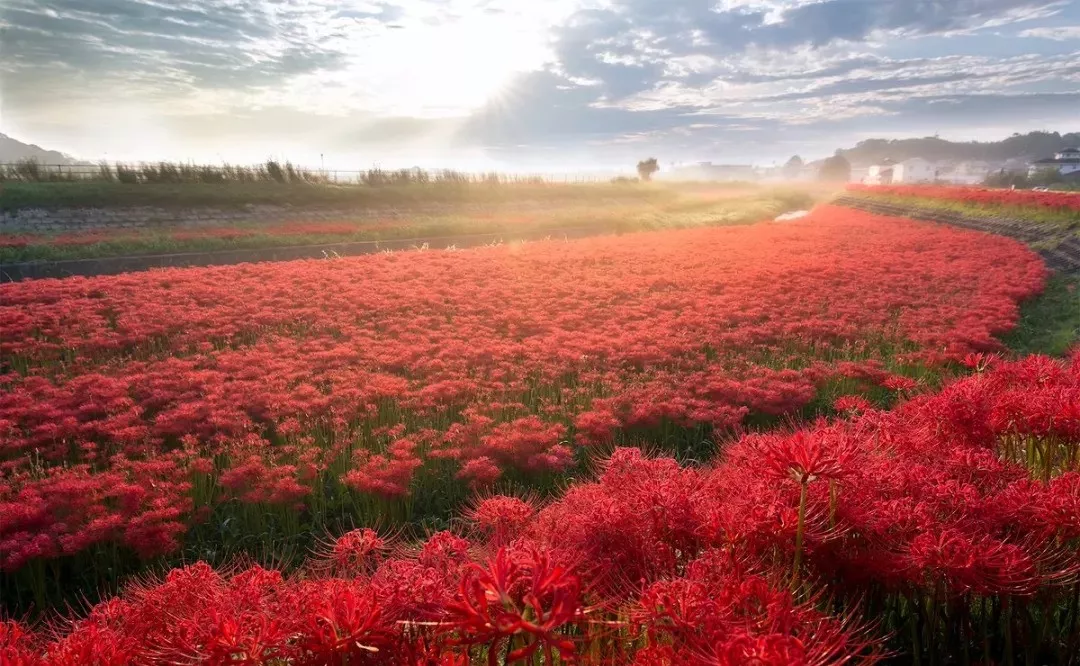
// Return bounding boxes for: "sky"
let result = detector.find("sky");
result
[1,0,1078,171]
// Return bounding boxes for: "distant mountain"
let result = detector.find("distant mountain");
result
[835,131,1080,167]
[0,133,76,164]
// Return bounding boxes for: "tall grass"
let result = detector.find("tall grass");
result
[1,159,574,187]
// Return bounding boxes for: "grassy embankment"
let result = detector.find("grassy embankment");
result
[843,191,1080,249]
[0,182,817,262]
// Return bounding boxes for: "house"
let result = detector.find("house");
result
[864,158,938,185]
[864,160,896,185]
[1028,147,1080,177]
[892,158,937,183]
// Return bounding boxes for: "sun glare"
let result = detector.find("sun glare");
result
[345,13,551,116]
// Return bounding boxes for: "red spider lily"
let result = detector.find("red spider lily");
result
[325,528,387,575]
[1,208,1045,535]
[760,432,854,484]
[960,352,996,372]
[44,621,136,666]
[293,580,400,665]
[0,621,42,666]
[417,531,473,571]
[465,496,536,547]
[445,548,582,665]
[455,457,503,488]
[906,529,1040,596]
[881,375,918,393]
[197,611,292,665]
[848,183,1080,212]
[833,395,873,414]
[3,204,1077,664]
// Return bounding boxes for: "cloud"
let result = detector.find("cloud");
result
[1019,25,1080,39]
[548,0,1068,102]
[0,0,360,92]
[1,0,1077,166]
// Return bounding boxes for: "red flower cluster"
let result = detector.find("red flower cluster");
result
[0,206,1048,573]
[848,183,1080,212]
[5,352,1077,663]
[0,485,879,665]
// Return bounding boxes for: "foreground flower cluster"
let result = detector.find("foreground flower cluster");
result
[848,183,1080,213]
[0,207,1047,583]
[3,353,1078,664]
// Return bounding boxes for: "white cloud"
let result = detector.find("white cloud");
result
[1019,25,1080,39]
[2,0,1078,166]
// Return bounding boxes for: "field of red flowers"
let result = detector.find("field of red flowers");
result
[3,352,1078,664]
[1,205,1048,590]
[2,202,1069,662]
[848,183,1080,216]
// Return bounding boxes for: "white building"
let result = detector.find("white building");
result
[1029,148,1080,177]
[864,161,895,185]
[864,158,938,185]
[891,158,937,183]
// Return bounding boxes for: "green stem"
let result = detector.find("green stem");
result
[910,600,922,666]
[790,481,808,593]
[828,479,837,529]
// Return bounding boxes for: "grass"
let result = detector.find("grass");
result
[0,179,677,212]
[0,188,816,263]
[1002,274,1080,356]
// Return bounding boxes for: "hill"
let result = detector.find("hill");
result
[836,131,1080,166]
[0,133,76,165]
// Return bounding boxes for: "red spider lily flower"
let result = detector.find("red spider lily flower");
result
[293,580,400,665]
[455,457,503,488]
[45,621,137,666]
[465,496,536,547]
[198,612,292,666]
[0,621,42,666]
[833,395,873,414]
[881,375,918,393]
[906,529,1039,596]
[326,528,387,575]
[960,352,996,372]
[445,548,582,665]
[417,531,473,571]
[760,432,854,484]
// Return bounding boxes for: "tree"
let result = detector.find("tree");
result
[819,152,851,182]
[636,158,659,182]
[783,155,804,179]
